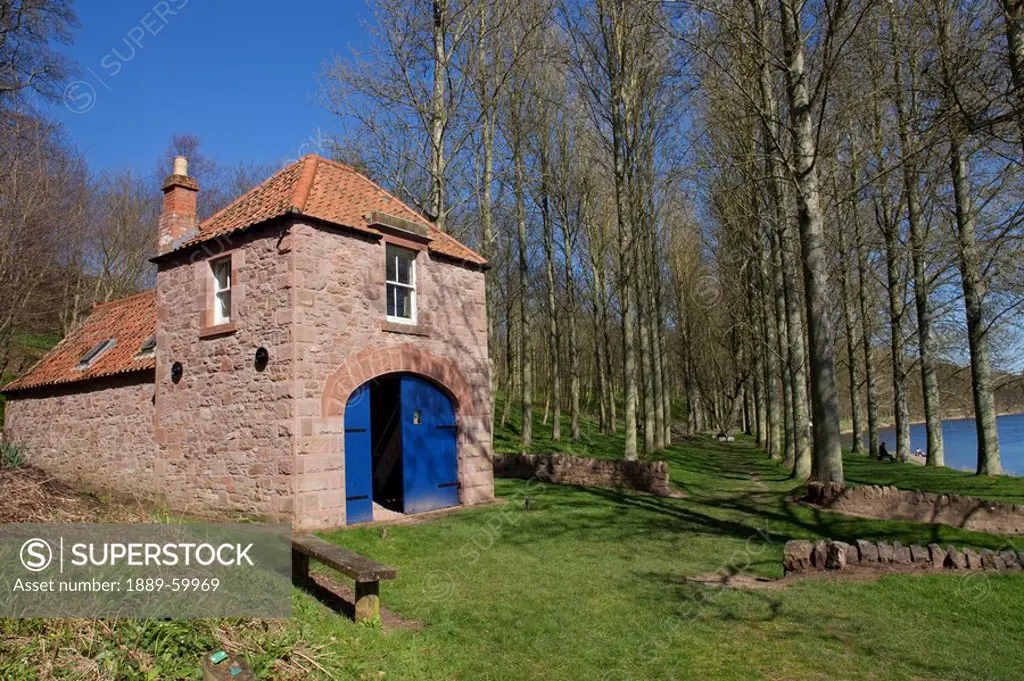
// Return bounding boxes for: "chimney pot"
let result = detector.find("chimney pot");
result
[173,155,189,177]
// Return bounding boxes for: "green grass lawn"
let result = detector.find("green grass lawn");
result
[303,437,1024,680]
[4,425,1024,679]
[493,396,629,458]
[841,450,1024,504]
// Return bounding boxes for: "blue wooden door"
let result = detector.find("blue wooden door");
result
[401,375,459,513]
[344,384,373,524]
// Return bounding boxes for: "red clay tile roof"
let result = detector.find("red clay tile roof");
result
[179,155,486,266]
[3,291,156,393]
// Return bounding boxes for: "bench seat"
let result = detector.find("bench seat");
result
[291,534,397,622]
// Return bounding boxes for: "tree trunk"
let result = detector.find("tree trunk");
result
[501,279,516,429]
[779,0,843,483]
[541,155,561,442]
[838,228,863,454]
[512,126,532,448]
[999,0,1024,157]
[659,313,672,445]
[778,221,810,478]
[936,1,1001,475]
[430,0,448,227]
[642,147,666,450]
[601,263,617,433]
[950,138,1002,475]
[650,291,666,450]
[599,0,638,460]
[479,105,497,439]
[562,216,581,441]
[890,11,944,466]
[773,227,797,469]
[639,275,656,455]
[855,207,880,457]
[593,299,608,433]
[880,206,911,463]
[761,231,782,460]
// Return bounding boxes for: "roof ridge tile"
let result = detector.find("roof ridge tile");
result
[291,155,319,213]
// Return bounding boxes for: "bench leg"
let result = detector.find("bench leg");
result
[354,580,380,622]
[292,550,310,589]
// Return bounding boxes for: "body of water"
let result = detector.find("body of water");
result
[852,412,1024,475]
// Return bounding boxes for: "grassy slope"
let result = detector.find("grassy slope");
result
[493,397,628,459]
[5,415,1024,679]
[841,451,1024,504]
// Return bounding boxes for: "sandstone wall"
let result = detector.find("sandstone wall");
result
[154,226,295,520]
[805,481,1024,535]
[4,374,157,500]
[495,453,675,497]
[291,221,493,529]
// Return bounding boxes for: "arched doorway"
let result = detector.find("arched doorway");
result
[344,373,459,524]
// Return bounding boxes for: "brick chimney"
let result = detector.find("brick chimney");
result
[158,156,199,255]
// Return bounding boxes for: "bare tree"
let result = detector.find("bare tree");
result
[776,0,852,482]
[322,0,476,228]
[0,0,77,104]
[0,110,85,376]
[932,0,1003,474]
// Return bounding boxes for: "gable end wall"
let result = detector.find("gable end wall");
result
[154,224,296,519]
[291,220,493,530]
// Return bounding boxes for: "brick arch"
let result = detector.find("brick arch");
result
[322,344,477,419]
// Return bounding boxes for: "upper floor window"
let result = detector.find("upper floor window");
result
[77,338,116,370]
[211,257,232,325]
[386,244,416,323]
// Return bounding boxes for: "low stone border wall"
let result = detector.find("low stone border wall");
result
[784,538,1024,574]
[803,482,1024,535]
[494,453,677,497]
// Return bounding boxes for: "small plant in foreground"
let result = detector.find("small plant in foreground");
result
[0,439,23,469]
[359,613,383,630]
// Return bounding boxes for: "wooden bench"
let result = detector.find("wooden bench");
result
[291,535,397,622]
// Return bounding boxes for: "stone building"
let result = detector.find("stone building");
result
[2,155,494,530]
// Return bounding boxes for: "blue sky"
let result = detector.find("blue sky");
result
[51,0,369,173]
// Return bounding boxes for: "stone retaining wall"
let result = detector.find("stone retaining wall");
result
[494,454,676,497]
[804,481,1024,535]
[784,538,1024,574]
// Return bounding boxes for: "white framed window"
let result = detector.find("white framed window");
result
[211,257,232,325]
[386,244,416,324]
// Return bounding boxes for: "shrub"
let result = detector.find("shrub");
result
[0,439,24,469]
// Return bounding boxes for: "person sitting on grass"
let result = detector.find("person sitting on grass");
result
[878,440,896,462]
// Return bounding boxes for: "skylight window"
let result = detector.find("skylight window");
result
[136,335,156,358]
[77,338,116,370]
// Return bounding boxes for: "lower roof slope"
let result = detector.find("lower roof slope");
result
[3,291,156,393]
